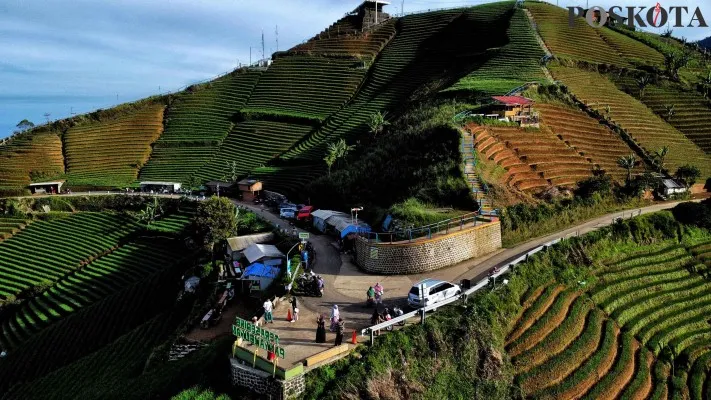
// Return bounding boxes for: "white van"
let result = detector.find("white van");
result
[279,207,298,219]
[407,279,461,309]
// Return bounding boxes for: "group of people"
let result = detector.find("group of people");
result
[316,308,346,346]
[366,282,384,306]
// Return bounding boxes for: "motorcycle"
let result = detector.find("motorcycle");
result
[392,306,406,326]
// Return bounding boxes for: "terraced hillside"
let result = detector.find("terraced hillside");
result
[445,8,546,96]
[509,284,659,399]
[138,70,262,182]
[292,17,397,58]
[64,103,165,187]
[0,132,64,196]
[612,77,711,155]
[0,217,30,241]
[526,2,629,67]
[489,125,595,187]
[535,102,638,178]
[551,66,711,177]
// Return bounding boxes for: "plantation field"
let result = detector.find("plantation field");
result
[612,77,711,155]
[0,217,30,240]
[551,66,711,177]
[487,125,595,188]
[293,17,397,58]
[470,124,549,192]
[0,235,192,351]
[194,120,315,182]
[595,28,665,67]
[536,102,637,178]
[251,164,325,196]
[445,8,546,96]
[243,55,368,121]
[526,2,629,67]
[64,103,165,187]
[0,212,140,300]
[139,70,262,183]
[0,132,64,196]
[281,3,513,163]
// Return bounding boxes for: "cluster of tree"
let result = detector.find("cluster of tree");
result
[672,198,711,229]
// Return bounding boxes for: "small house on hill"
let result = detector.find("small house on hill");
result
[659,178,687,197]
[29,181,65,195]
[243,243,284,266]
[242,263,281,291]
[491,96,539,127]
[354,0,390,29]
[226,232,275,261]
[237,179,262,202]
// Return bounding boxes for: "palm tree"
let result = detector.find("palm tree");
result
[636,75,650,99]
[324,139,356,175]
[617,154,638,185]
[663,104,676,122]
[368,111,390,139]
[654,146,669,172]
[324,143,338,176]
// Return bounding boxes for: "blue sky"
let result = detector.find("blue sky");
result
[2,0,709,139]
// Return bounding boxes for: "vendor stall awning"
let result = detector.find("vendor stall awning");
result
[243,243,285,264]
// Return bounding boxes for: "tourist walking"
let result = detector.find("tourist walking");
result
[374,282,384,304]
[263,298,273,323]
[335,318,345,346]
[330,305,340,331]
[291,296,299,322]
[316,314,327,343]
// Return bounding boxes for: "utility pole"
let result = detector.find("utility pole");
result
[275,25,279,52]
[401,0,404,15]
[43,113,51,124]
[250,46,252,65]
[375,0,378,25]
[261,29,265,60]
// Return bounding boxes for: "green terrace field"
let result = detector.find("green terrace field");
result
[444,8,547,96]
[252,164,324,195]
[292,17,397,58]
[611,77,711,155]
[0,217,31,241]
[526,2,629,67]
[0,236,192,351]
[280,3,513,164]
[535,102,638,179]
[138,70,262,183]
[0,131,64,196]
[595,28,665,67]
[0,212,140,300]
[63,103,165,187]
[195,120,315,182]
[242,55,368,122]
[551,65,711,177]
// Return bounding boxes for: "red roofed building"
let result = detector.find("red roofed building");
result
[491,95,538,127]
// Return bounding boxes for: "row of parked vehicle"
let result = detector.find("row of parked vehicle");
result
[278,203,315,221]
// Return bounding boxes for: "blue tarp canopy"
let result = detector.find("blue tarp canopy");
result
[331,216,371,238]
[243,263,280,279]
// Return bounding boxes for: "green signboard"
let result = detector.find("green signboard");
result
[299,232,310,240]
[232,317,286,358]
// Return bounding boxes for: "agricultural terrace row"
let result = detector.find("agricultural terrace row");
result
[251,165,324,196]
[0,212,140,299]
[508,284,660,399]
[526,2,630,67]
[0,236,192,351]
[194,120,315,182]
[243,55,368,121]
[292,17,397,59]
[611,77,711,155]
[0,217,31,241]
[535,102,637,178]
[138,70,262,183]
[469,124,549,191]
[0,261,188,395]
[444,8,547,96]
[281,3,514,163]
[0,132,64,195]
[551,66,711,178]
[590,239,711,399]
[64,104,165,187]
[594,28,665,67]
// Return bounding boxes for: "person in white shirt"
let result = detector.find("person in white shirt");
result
[263,298,273,323]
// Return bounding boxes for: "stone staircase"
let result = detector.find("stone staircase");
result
[460,127,495,215]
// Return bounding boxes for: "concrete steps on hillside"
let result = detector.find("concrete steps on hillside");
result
[459,127,495,214]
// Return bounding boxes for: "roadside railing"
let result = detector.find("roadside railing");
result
[358,212,493,243]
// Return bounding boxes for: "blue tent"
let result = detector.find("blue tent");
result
[242,263,281,290]
[332,217,371,238]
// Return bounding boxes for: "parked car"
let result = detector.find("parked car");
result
[407,279,461,309]
[297,206,315,221]
[280,207,298,219]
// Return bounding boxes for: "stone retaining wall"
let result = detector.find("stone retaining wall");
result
[354,221,502,274]
[230,358,305,400]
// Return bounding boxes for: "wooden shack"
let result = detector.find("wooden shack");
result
[237,179,263,202]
